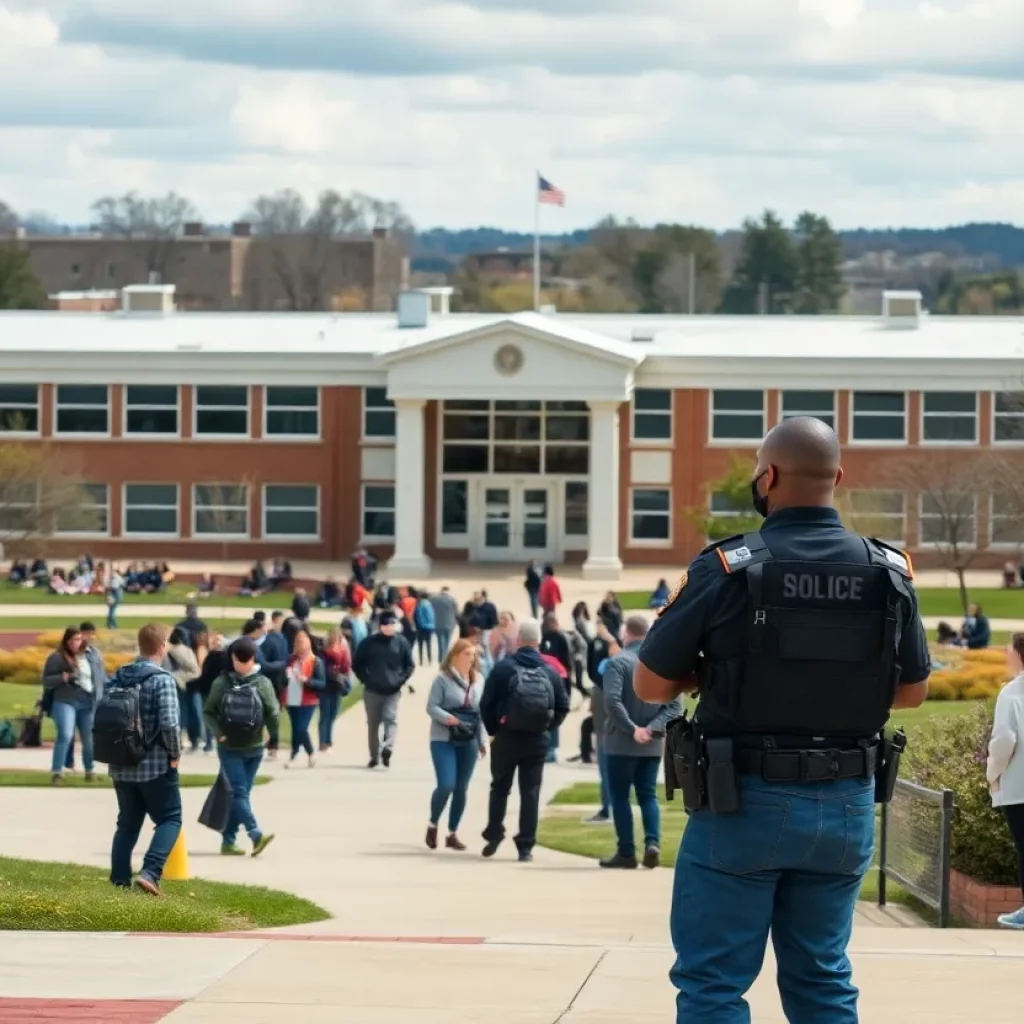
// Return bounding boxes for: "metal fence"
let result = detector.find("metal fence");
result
[877,778,955,927]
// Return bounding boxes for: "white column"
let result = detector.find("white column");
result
[582,400,623,581]
[386,398,432,578]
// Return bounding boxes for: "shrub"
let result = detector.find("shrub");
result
[903,701,1019,887]
[0,643,133,685]
[923,648,1012,701]
[34,630,138,654]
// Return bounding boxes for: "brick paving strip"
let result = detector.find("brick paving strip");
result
[0,999,180,1023]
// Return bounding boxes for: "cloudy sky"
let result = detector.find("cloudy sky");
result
[2,0,1024,231]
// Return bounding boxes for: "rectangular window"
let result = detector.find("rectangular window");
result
[630,488,671,543]
[264,484,319,538]
[265,386,319,437]
[363,387,395,439]
[565,481,588,537]
[125,385,178,436]
[633,389,672,441]
[56,483,109,535]
[0,483,38,533]
[124,484,178,536]
[994,392,1024,443]
[711,390,764,441]
[195,385,249,436]
[851,392,905,442]
[781,390,835,429]
[0,384,40,433]
[193,484,249,537]
[919,493,976,547]
[991,491,1024,546]
[362,484,395,539]
[55,384,109,435]
[922,392,977,443]
[441,480,468,534]
[847,491,905,546]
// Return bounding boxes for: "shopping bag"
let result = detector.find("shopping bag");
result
[198,770,232,833]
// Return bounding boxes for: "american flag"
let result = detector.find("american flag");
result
[538,175,565,206]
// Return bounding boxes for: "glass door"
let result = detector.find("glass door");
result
[518,485,552,559]
[482,487,512,555]
[475,480,558,562]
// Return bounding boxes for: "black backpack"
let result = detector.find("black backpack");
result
[505,665,555,734]
[93,682,147,766]
[218,677,264,742]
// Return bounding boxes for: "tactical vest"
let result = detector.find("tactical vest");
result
[697,532,913,739]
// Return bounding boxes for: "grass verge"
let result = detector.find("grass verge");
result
[0,581,296,610]
[0,769,270,788]
[0,855,330,932]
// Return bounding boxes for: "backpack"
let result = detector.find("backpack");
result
[0,719,16,749]
[93,682,147,766]
[218,677,264,742]
[505,664,555,734]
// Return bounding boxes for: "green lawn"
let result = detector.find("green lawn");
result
[0,580,297,609]
[0,769,270,788]
[0,855,329,932]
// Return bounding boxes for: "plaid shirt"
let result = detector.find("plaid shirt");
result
[108,659,182,784]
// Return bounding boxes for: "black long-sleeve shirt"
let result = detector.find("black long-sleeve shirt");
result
[480,647,570,737]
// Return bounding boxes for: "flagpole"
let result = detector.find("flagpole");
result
[533,171,541,312]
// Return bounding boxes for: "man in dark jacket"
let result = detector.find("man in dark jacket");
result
[258,611,289,757]
[480,618,570,862]
[290,589,311,624]
[175,604,209,654]
[353,611,414,769]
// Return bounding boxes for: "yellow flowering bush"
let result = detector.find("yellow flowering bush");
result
[0,639,134,685]
[924,648,1012,702]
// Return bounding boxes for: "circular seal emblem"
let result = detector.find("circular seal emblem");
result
[494,343,524,377]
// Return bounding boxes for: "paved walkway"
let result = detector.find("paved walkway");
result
[2,663,1023,1021]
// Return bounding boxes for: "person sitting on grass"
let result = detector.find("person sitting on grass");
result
[318,576,343,609]
[190,572,217,599]
[204,636,279,857]
[7,558,28,585]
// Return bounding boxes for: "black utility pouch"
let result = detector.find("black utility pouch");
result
[666,715,707,812]
[874,728,907,805]
[705,737,740,814]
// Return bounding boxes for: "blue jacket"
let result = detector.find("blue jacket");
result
[258,630,289,682]
[414,600,436,631]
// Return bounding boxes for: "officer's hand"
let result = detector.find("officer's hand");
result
[634,726,652,744]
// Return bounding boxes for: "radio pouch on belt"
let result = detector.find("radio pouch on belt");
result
[875,728,907,805]
[665,715,707,813]
[706,737,739,814]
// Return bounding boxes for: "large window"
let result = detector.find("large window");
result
[993,392,1024,443]
[125,385,178,436]
[565,481,589,538]
[56,483,109,535]
[193,484,249,537]
[630,488,671,543]
[265,387,319,437]
[919,493,976,547]
[851,392,905,443]
[922,392,977,443]
[264,485,319,538]
[441,480,468,535]
[847,491,905,546]
[781,390,835,429]
[632,389,672,441]
[195,386,248,436]
[991,491,1024,547]
[55,385,109,435]
[124,484,178,536]
[0,483,37,533]
[710,390,764,441]
[363,484,395,539]
[0,384,39,433]
[363,387,395,439]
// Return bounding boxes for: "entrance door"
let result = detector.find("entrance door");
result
[477,481,556,562]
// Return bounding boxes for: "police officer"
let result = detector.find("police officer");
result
[635,416,931,1024]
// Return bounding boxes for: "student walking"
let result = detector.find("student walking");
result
[354,611,415,768]
[319,627,353,753]
[414,593,437,666]
[425,639,487,852]
[42,626,100,783]
[283,630,325,769]
[430,586,459,661]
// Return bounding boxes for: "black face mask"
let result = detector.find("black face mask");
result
[750,470,770,519]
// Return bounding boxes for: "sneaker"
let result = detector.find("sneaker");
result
[266,749,278,761]
[426,825,439,850]
[642,845,661,870]
[582,811,610,825]
[252,834,275,858]
[134,875,162,897]
[307,754,317,769]
[283,758,294,770]
[84,773,95,783]
[517,850,534,864]
[50,774,62,786]
[997,907,1024,930]
[445,834,467,852]
[599,852,639,870]
[221,843,246,856]
[381,748,392,768]
[367,758,379,769]
[482,839,501,859]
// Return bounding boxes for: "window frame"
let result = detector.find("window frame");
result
[989,490,1024,549]
[780,390,837,430]
[122,482,180,539]
[629,487,673,547]
[122,384,181,439]
[362,386,396,443]
[846,489,907,547]
[53,384,111,438]
[917,492,978,550]
[192,483,250,540]
[263,386,321,441]
[192,385,251,440]
[920,391,978,447]
[0,383,41,437]
[631,388,674,446]
[992,391,1024,447]
[708,390,766,445]
[361,482,396,541]
[262,483,321,541]
[848,390,908,446]
[55,483,111,538]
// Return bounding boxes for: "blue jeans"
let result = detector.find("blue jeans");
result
[670,776,875,1024]
[545,726,560,763]
[106,596,120,629]
[288,705,315,758]
[111,769,182,886]
[318,692,340,749]
[51,698,94,775]
[605,753,660,857]
[429,739,479,832]
[597,741,610,815]
[188,691,213,751]
[219,750,264,846]
[436,629,452,661]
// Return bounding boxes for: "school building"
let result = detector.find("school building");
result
[0,286,1022,580]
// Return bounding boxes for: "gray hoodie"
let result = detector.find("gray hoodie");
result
[426,669,486,748]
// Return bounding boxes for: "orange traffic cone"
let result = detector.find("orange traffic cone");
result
[162,829,190,881]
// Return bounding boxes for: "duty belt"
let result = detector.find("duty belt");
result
[735,744,878,783]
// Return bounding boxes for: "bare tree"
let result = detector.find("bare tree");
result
[90,191,199,282]
[0,443,98,557]
[193,481,253,619]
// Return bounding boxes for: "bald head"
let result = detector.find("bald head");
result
[753,416,843,514]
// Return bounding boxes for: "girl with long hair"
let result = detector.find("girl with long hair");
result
[284,630,325,769]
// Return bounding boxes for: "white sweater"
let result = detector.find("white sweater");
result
[987,674,1024,808]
